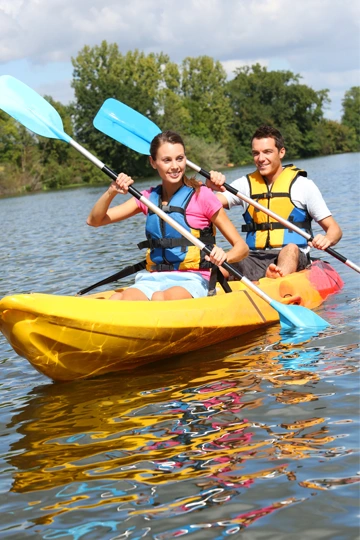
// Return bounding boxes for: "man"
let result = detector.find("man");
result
[207,125,342,280]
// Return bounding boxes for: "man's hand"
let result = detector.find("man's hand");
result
[309,234,332,250]
[205,170,227,192]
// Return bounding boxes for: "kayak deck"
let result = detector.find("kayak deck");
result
[0,261,343,381]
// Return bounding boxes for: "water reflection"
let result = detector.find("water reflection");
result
[2,154,359,538]
[4,326,358,538]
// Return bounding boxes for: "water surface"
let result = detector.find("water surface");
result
[0,153,359,539]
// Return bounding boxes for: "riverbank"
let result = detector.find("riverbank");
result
[1,151,358,197]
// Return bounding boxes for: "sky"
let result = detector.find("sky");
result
[0,0,359,121]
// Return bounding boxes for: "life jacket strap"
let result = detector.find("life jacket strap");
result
[208,266,232,296]
[242,218,311,232]
[252,192,289,200]
[138,236,216,250]
[148,205,185,215]
[148,260,214,272]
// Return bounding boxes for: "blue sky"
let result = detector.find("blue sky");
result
[1,0,359,120]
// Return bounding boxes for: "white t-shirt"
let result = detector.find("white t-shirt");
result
[222,174,331,222]
[221,174,332,253]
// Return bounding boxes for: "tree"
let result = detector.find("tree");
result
[313,119,358,155]
[226,64,329,161]
[0,110,44,192]
[341,87,360,148]
[71,41,170,176]
[159,56,232,166]
[179,56,232,148]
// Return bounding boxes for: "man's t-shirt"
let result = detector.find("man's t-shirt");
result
[222,174,331,222]
[221,174,331,254]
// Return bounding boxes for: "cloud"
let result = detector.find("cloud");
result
[0,0,359,118]
[1,0,358,68]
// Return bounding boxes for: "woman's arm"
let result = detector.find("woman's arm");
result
[204,207,249,268]
[87,173,141,227]
[212,208,249,263]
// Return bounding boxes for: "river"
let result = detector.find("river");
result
[0,152,359,539]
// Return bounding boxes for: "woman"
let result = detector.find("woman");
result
[87,130,248,301]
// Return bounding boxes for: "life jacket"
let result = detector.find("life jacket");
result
[242,164,313,249]
[137,184,216,272]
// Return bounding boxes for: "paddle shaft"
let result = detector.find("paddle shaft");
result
[186,159,359,274]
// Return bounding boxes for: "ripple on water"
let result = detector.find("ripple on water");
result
[0,155,359,538]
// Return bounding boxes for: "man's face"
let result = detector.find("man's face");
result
[251,137,285,182]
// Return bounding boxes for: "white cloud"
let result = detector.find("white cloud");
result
[0,0,359,118]
[222,59,269,79]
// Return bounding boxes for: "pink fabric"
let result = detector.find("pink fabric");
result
[136,184,222,225]
[135,184,223,280]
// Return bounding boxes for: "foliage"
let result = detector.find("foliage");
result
[0,48,358,196]
[185,135,229,173]
[71,41,169,177]
[159,56,233,147]
[341,87,360,149]
[226,64,329,160]
[313,119,359,155]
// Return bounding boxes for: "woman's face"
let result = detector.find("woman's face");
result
[150,142,186,184]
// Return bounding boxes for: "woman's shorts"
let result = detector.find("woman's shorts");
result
[127,271,209,300]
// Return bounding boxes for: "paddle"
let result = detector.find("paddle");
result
[0,75,329,330]
[93,98,360,275]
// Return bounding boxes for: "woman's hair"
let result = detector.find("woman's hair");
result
[251,125,285,151]
[150,130,201,191]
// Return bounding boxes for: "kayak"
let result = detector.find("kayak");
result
[0,260,343,382]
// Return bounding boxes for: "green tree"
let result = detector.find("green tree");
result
[341,87,360,148]
[314,119,359,155]
[226,64,329,162]
[179,56,232,148]
[159,56,232,166]
[0,110,44,192]
[71,41,170,176]
[34,97,101,189]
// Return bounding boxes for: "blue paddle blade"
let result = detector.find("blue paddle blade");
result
[0,75,70,142]
[270,299,330,330]
[93,98,161,155]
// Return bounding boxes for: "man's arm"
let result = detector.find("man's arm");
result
[295,178,342,250]
[205,171,248,210]
[311,216,342,250]
[215,192,230,209]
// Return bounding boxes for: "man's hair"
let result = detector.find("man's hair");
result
[251,125,285,151]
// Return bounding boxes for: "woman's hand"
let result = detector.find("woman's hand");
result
[109,173,134,195]
[87,173,138,227]
[205,245,228,267]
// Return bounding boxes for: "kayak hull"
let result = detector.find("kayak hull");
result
[0,261,343,381]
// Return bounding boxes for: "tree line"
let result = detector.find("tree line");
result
[1,40,359,195]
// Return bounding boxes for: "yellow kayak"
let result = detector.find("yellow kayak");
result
[0,261,343,382]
